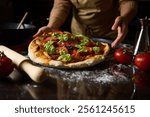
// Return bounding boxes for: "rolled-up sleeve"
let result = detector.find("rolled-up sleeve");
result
[48,0,72,28]
[118,0,138,22]
[119,0,138,9]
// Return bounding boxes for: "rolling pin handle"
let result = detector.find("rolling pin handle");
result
[0,45,47,83]
[19,60,47,83]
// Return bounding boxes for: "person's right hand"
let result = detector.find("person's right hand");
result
[111,16,128,48]
[33,26,54,38]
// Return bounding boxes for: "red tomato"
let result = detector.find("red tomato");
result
[45,37,57,41]
[0,51,14,77]
[133,70,150,89]
[114,47,133,65]
[134,52,150,71]
[72,49,83,61]
[64,40,78,46]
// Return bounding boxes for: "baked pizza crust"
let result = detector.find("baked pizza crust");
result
[28,36,110,69]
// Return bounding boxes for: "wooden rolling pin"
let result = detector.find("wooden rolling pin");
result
[0,45,47,83]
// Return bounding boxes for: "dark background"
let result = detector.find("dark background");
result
[1,0,150,27]
[0,0,150,43]
[0,0,54,28]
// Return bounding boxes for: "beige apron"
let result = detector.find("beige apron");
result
[70,0,119,39]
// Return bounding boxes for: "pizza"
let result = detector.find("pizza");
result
[28,31,110,69]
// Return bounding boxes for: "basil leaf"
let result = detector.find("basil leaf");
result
[45,40,54,46]
[78,47,87,53]
[75,44,82,49]
[58,54,72,62]
[44,41,56,54]
[59,50,67,55]
[75,34,85,38]
[51,32,60,38]
[80,38,89,46]
[58,33,69,41]
[93,47,100,54]
[45,45,56,54]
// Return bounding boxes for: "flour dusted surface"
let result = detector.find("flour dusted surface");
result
[42,63,134,99]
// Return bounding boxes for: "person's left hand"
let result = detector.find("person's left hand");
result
[111,16,128,48]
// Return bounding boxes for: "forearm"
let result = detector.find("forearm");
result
[47,0,72,29]
[119,0,138,22]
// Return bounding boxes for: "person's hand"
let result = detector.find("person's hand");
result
[111,16,128,48]
[33,26,54,38]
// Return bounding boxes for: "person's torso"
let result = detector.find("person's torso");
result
[70,0,119,38]
[70,0,119,24]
